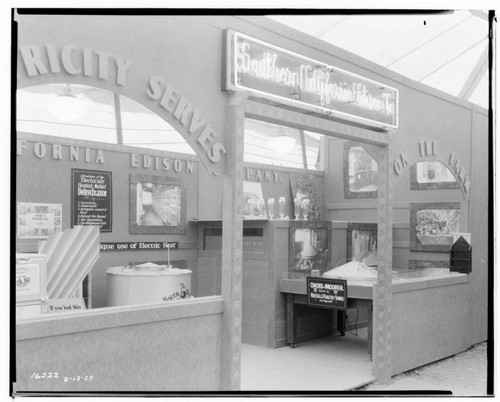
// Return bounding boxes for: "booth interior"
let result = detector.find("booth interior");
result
[14,14,488,393]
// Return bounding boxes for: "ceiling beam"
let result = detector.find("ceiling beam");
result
[386,15,472,68]
[458,46,488,100]
[418,36,485,82]
[315,17,348,37]
[469,10,489,21]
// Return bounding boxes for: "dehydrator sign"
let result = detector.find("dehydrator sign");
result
[72,169,112,232]
[307,277,348,310]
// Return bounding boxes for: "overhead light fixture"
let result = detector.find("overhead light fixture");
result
[47,84,87,122]
[268,127,296,154]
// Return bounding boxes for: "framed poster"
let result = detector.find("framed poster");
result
[129,174,186,234]
[290,173,320,221]
[243,181,267,219]
[17,202,62,239]
[343,141,378,199]
[71,169,112,232]
[410,202,461,252]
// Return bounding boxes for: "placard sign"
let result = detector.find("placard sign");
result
[100,241,178,252]
[225,30,398,130]
[47,298,86,313]
[307,277,348,310]
[72,169,112,232]
[17,202,62,239]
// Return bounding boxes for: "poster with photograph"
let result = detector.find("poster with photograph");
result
[290,174,321,221]
[17,202,62,239]
[72,169,112,232]
[129,174,186,234]
[243,181,267,219]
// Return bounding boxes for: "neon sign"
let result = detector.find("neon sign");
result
[224,30,399,130]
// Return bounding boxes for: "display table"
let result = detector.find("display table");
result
[279,278,373,355]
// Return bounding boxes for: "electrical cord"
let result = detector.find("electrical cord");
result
[345,308,359,336]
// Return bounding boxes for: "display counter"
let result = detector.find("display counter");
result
[279,269,470,376]
[280,277,373,353]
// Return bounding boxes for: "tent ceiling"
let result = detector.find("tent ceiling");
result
[268,10,489,108]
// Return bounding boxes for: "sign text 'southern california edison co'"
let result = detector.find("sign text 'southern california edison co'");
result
[225,31,398,130]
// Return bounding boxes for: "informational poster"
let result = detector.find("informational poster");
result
[17,202,62,239]
[307,277,348,311]
[72,169,112,232]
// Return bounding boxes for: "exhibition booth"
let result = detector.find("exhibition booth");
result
[14,13,489,393]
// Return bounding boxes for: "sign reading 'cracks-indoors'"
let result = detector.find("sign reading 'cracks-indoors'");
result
[307,277,348,310]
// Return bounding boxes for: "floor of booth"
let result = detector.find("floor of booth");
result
[241,327,374,391]
[241,330,488,395]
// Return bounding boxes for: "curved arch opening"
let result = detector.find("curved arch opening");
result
[410,160,460,190]
[16,83,196,155]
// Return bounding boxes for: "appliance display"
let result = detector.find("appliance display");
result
[16,253,48,319]
[106,263,192,307]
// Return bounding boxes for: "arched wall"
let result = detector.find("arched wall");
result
[16,14,229,176]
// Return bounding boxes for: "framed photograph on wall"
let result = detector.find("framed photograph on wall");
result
[347,223,378,266]
[243,181,267,219]
[290,173,321,221]
[410,161,460,190]
[410,202,461,252]
[129,174,186,234]
[343,141,378,199]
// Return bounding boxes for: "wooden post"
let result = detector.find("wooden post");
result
[221,91,248,390]
[373,144,393,384]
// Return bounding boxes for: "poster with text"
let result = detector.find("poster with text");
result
[17,202,62,239]
[72,169,112,232]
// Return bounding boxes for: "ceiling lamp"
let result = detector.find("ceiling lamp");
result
[47,85,87,122]
[268,127,296,154]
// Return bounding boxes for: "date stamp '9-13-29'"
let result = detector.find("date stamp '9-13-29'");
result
[30,372,94,383]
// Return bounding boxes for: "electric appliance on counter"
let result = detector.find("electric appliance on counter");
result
[323,260,377,282]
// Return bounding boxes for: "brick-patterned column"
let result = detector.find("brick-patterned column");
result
[373,144,393,384]
[221,92,247,390]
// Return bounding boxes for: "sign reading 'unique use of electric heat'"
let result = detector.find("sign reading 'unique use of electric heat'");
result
[224,30,398,130]
[99,241,178,252]
[307,277,348,310]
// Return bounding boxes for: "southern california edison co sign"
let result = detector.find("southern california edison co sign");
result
[224,30,398,130]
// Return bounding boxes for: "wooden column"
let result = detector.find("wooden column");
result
[373,144,393,383]
[221,92,247,390]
